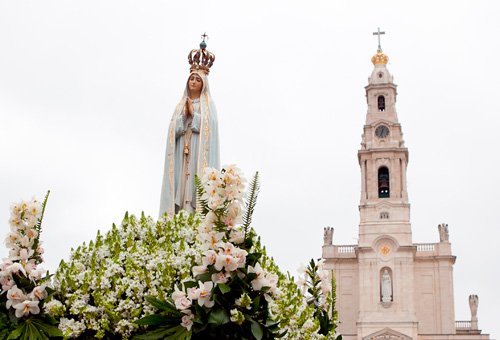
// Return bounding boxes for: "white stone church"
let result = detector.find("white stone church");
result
[322,41,491,340]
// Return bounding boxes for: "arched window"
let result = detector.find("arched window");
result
[377,95,385,111]
[378,166,390,198]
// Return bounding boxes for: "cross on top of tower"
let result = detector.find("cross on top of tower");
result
[372,27,385,52]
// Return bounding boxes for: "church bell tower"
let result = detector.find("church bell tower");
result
[357,35,411,248]
[322,29,490,340]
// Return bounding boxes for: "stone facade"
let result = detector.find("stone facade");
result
[322,50,490,340]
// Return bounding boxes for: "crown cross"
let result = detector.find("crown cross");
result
[188,33,215,75]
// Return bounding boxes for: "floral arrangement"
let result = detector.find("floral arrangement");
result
[1,166,339,339]
[0,192,62,339]
[136,166,283,339]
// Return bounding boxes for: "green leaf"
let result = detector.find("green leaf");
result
[243,172,260,235]
[252,295,261,310]
[207,309,229,325]
[195,272,211,282]
[30,318,63,337]
[246,253,262,267]
[133,325,191,340]
[7,324,23,340]
[25,320,49,340]
[145,296,180,315]
[250,319,264,340]
[218,283,231,294]
[135,315,172,326]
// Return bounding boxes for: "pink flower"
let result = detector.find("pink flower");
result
[172,286,192,311]
[211,271,230,284]
[180,311,194,330]
[1,275,14,291]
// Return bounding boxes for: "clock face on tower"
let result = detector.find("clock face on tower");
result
[375,125,390,138]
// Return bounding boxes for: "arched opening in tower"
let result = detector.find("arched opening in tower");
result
[378,166,390,198]
[378,95,385,111]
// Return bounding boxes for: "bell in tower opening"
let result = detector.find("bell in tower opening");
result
[378,166,390,198]
[377,95,385,111]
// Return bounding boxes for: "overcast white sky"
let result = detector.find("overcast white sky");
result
[1,0,499,338]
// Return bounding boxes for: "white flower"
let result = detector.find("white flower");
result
[201,249,217,266]
[19,236,32,248]
[27,199,42,220]
[211,271,230,284]
[4,233,19,248]
[192,264,208,277]
[198,231,224,250]
[232,248,247,268]
[172,286,192,311]
[266,273,280,296]
[229,229,245,244]
[1,275,14,291]
[6,263,27,276]
[26,228,38,239]
[202,167,220,184]
[201,211,217,229]
[44,299,64,316]
[195,281,214,308]
[28,267,44,281]
[214,253,238,272]
[8,216,23,230]
[10,202,23,217]
[185,287,197,300]
[59,318,86,338]
[230,308,244,325]
[14,300,40,318]
[30,285,47,301]
[180,311,194,331]
[248,263,269,291]
[6,285,26,309]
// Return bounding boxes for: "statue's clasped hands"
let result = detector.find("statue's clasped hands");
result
[185,97,194,117]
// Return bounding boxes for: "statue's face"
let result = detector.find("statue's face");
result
[188,74,203,95]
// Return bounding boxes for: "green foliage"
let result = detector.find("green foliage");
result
[6,317,62,340]
[243,172,260,236]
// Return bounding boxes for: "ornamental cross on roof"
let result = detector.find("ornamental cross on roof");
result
[373,27,385,52]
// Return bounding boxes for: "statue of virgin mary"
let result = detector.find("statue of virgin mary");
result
[159,38,220,216]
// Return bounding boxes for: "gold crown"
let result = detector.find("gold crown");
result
[188,38,215,75]
[371,50,389,65]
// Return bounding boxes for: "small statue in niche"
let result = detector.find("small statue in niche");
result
[381,269,393,303]
[323,227,334,246]
[438,223,449,242]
